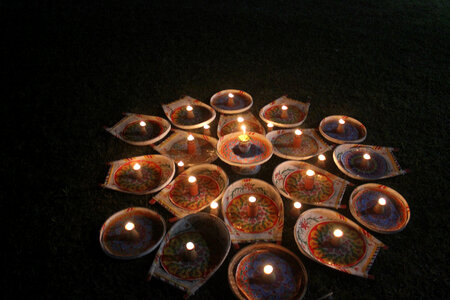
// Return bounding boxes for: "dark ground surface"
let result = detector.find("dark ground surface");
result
[4,1,450,299]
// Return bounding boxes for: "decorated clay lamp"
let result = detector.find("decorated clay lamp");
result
[362,153,371,169]
[186,105,195,119]
[177,161,185,173]
[216,130,272,175]
[331,228,344,247]
[124,221,139,241]
[281,105,288,119]
[227,93,235,107]
[267,122,274,132]
[187,134,196,155]
[290,201,302,217]
[139,121,147,135]
[336,118,345,134]
[210,201,219,216]
[373,197,387,214]
[133,163,143,179]
[304,169,315,190]
[184,241,198,261]
[293,129,303,148]
[247,195,258,218]
[238,125,251,154]
[203,124,211,136]
[188,176,199,196]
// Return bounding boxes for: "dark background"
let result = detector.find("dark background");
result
[4,1,449,299]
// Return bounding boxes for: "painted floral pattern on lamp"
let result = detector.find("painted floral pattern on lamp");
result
[273,132,319,157]
[353,189,408,232]
[212,93,252,111]
[321,121,360,141]
[333,144,407,181]
[169,175,221,211]
[170,105,214,126]
[284,170,334,204]
[220,121,264,137]
[100,208,166,259]
[264,105,305,124]
[167,138,216,164]
[161,231,211,280]
[105,113,171,146]
[226,193,279,233]
[341,149,388,179]
[218,135,272,165]
[121,120,165,142]
[114,161,162,193]
[319,115,367,144]
[236,250,300,300]
[308,221,366,267]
